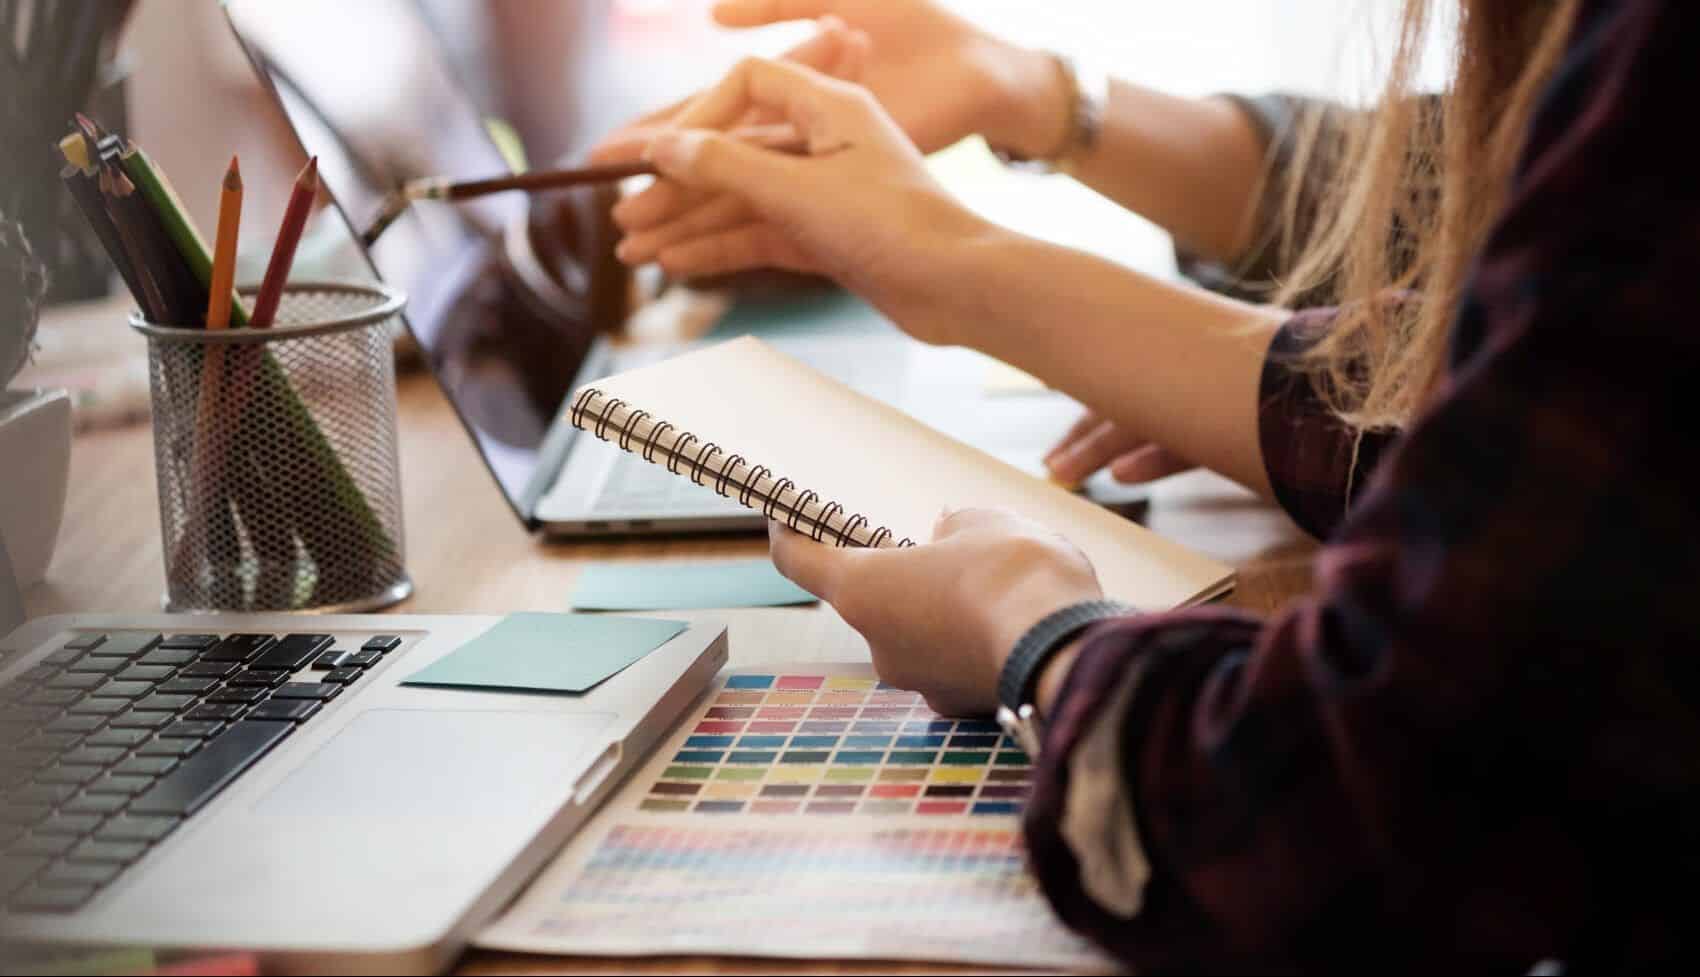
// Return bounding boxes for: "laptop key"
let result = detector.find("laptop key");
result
[136,739,198,759]
[133,694,194,713]
[18,664,60,685]
[139,648,198,667]
[66,656,126,675]
[160,721,224,739]
[157,678,217,696]
[69,697,127,716]
[40,860,122,888]
[252,634,333,672]
[109,711,171,730]
[35,814,104,837]
[61,746,127,768]
[68,839,147,864]
[34,767,99,788]
[19,732,82,754]
[310,650,350,671]
[201,633,275,663]
[88,633,161,659]
[345,650,382,668]
[86,728,150,749]
[178,662,237,680]
[208,688,266,705]
[95,816,180,843]
[322,668,362,685]
[228,669,287,688]
[62,793,129,816]
[115,755,180,777]
[92,681,154,700]
[117,665,176,684]
[130,721,292,817]
[9,833,77,857]
[44,715,106,735]
[45,671,106,691]
[86,775,153,796]
[361,635,401,653]
[270,682,341,701]
[63,634,106,651]
[14,783,78,806]
[186,704,245,722]
[247,699,320,722]
[159,634,219,651]
[25,689,82,707]
[42,647,85,667]
[9,882,95,912]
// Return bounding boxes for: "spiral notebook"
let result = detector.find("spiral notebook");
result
[569,337,1233,607]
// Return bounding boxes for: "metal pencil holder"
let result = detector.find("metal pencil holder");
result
[130,281,412,613]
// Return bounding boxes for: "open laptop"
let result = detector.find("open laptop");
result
[0,614,725,970]
[224,0,1116,540]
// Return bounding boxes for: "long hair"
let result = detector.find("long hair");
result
[1275,0,1582,430]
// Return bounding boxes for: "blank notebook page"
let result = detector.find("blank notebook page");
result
[586,336,1234,608]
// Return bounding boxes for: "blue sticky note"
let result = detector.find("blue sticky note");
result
[568,560,817,611]
[402,613,687,694]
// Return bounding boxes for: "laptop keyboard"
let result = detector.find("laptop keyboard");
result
[0,630,401,914]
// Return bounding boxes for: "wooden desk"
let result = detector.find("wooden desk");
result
[26,371,1316,975]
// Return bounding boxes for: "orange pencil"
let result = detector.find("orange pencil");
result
[206,156,242,330]
[249,156,317,329]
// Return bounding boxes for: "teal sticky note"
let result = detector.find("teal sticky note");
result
[402,613,688,694]
[568,560,818,611]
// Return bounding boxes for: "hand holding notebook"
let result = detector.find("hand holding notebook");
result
[569,337,1233,609]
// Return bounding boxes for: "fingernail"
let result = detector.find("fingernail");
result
[645,130,704,175]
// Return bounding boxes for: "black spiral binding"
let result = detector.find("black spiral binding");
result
[572,387,914,549]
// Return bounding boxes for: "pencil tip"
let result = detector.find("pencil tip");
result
[224,156,243,190]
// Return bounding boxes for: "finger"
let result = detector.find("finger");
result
[1107,444,1192,484]
[588,95,698,163]
[781,14,852,73]
[1045,419,1146,487]
[713,0,834,28]
[612,179,712,232]
[670,56,867,153]
[654,222,814,278]
[768,519,856,598]
[829,27,871,83]
[616,195,756,265]
[645,127,811,206]
[1047,410,1104,462]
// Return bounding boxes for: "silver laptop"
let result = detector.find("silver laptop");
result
[0,614,725,970]
[226,0,1127,540]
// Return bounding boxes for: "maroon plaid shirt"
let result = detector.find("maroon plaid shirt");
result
[1025,1,1700,971]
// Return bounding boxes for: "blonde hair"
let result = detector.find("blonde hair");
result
[1276,0,1582,430]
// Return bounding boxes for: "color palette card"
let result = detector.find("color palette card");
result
[477,665,1114,971]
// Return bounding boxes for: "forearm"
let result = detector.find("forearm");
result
[986,57,1269,265]
[936,227,1284,496]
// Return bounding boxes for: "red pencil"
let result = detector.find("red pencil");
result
[249,157,318,329]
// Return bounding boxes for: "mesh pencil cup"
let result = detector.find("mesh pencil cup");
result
[130,281,412,613]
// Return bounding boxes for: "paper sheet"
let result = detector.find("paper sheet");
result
[569,560,816,611]
[476,664,1115,971]
[402,613,687,694]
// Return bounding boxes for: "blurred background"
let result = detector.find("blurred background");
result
[8,0,1455,428]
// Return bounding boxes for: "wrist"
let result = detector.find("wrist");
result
[974,40,1072,161]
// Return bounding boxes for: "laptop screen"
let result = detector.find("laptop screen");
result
[224,0,614,519]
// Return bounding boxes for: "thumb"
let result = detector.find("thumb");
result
[644,129,801,202]
[768,519,856,600]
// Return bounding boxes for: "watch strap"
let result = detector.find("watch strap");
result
[997,599,1135,714]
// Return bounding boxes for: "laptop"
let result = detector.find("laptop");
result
[224,0,1122,540]
[0,614,725,970]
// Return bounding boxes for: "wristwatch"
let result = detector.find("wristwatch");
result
[990,54,1108,176]
[995,599,1135,758]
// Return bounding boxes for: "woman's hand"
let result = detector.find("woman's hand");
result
[1045,410,1194,489]
[769,508,1104,717]
[615,57,996,345]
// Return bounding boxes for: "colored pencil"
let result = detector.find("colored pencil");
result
[250,157,317,330]
[206,157,242,330]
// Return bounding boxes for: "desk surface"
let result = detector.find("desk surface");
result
[28,371,1316,975]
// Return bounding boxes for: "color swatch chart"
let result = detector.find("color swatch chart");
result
[477,667,1114,971]
[640,672,1033,817]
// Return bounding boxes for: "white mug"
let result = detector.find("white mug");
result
[0,388,72,588]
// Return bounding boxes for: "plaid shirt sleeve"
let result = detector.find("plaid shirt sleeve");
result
[1023,1,1700,971]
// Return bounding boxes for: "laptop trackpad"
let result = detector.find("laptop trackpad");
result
[256,708,616,819]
